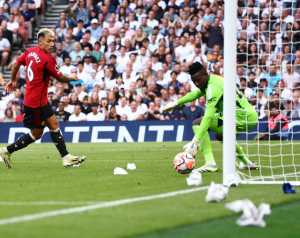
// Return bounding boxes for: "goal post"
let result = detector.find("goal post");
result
[223,0,239,186]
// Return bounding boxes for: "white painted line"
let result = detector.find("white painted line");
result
[0,186,208,225]
[0,201,101,206]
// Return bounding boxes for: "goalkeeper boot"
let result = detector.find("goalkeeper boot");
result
[238,161,258,170]
[237,154,258,170]
[194,162,218,173]
[236,152,258,170]
[183,141,199,157]
[63,154,86,168]
[0,147,12,169]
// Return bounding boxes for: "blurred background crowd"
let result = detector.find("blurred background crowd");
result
[0,0,300,124]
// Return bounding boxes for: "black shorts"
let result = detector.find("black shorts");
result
[23,104,54,129]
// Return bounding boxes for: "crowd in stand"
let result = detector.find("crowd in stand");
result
[0,0,300,124]
[0,0,46,72]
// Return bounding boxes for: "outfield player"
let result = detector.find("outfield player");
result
[0,28,85,168]
[163,62,258,172]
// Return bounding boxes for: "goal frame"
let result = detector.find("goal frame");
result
[223,0,300,186]
[223,0,239,186]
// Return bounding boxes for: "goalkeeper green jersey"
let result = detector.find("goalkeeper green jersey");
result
[177,74,258,138]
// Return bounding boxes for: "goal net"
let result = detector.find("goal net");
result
[233,0,300,185]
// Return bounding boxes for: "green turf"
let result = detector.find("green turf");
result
[137,201,300,238]
[0,142,299,238]
[238,140,300,181]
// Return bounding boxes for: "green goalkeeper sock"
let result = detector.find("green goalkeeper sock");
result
[192,125,216,165]
[236,143,252,164]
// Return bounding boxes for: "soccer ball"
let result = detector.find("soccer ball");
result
[173,152,196,174]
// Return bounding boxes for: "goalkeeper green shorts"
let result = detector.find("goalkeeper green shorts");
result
[209,110,258,134]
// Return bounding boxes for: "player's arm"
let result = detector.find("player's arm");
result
[56,73,78,83]
[163,89,203,111]
[5,52,26,92]
[177,89,203,106]
[46,58,78,83]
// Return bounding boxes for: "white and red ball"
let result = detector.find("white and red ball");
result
[173,152,196,174]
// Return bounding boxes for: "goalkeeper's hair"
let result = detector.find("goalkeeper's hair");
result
[188,62,206,76]
[37,28,55,40]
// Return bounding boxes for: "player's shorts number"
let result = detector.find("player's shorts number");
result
[27,60,34,82]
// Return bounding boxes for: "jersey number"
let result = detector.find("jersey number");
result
[27,60,34,82]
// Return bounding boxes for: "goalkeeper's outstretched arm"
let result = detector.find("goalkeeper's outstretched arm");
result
[177,89,203,106]
[163,89,203,111]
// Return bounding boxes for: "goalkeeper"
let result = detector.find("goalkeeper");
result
[163,62,258,172]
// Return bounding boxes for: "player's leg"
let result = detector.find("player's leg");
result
[235,110,258,169]
[184,117,218,172]
[0,106,45,168]
[44,106,86,167]
[46,114,68,158]
[208,115,257,170]
[235,143,257,169]
[193,131,218,172]
[214,132,253,166]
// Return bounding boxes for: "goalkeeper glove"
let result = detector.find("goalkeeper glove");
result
[162,101,177,112]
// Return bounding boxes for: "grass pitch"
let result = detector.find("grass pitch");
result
[0,142,299,238]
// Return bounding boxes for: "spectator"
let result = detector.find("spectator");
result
[147,10,159,29]
[0,6,9,22]
[80,96,91,114]
[182,101,204,121]
[91,41,103,62]
[1,107,15,122]
[68,104,87,121]
[256,88,268,119]
[55,101,71,122]
[72,19,86,41]
[204,16,223,50]
[60,96,74,114]
[125,100,145,121]
[20,2,35,40]
[168,71,182,92]
[70,42,85,63]
[107,105,120,121]
[116,96,129,118]
[175,36,195,63]
[60,56,77,77]
[239,77,254,99]
[259,101,289,140]
[283,63,300,90]
[87,18,102,43]
[133,27,147,47]
[291,85,300,119]
[135,46,149,73]
[80,32,93,51]
[151,53,163,72]
[0,29,10,71]
[74,0,89,26]
[86,104,105,121]
[7,8,26,44]
[247,71,258,89]
[156,69,169,88]
[116,46,130,74]
[56,20,68,41]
